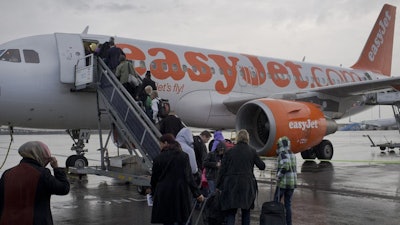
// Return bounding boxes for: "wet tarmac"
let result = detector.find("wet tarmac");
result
[1,130,400,225]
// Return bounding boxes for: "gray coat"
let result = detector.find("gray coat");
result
[216,141,266,210]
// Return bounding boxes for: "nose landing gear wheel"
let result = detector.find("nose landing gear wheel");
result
[66,155,89,168]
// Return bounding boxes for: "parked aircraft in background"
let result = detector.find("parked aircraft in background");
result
[0,4,399,161]
[360,118,397,130]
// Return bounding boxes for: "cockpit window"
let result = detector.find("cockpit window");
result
[0,49,4,56]
[23,50,40,63]
[0,49,21,63]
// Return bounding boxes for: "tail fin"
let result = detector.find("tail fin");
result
[351,4,396,76]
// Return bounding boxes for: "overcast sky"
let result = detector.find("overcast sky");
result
[1,0,400,122]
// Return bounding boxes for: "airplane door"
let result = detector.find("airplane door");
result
[55,33,85,83]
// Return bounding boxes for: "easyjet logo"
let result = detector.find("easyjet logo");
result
[117,43,365,95]
[369,10,391,62]
[289,119,319,130]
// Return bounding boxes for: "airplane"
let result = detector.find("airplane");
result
[0,4,399,165]
[360,117,397,130]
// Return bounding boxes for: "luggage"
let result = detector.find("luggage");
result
[259,182,286,225]
[186,197,208,225]
[203,192,226,225]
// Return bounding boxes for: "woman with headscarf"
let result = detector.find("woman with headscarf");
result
[150,134,204,225]
[0,141,70,225]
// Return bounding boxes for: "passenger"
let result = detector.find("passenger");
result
[203,139,225,195]
[115,54,137,98]
[274,136,297,225]
[106,39,125,74]
[193,130,212,171]
[144,85,154,122]
[150,134,204,225]
[159,114,185,137]
[0,141,70,225]
[137,70,157,102]
[98,37,114,60]
[216,129,266,225]
[210,130,225,152]
[150,90,161,124]
[175,127,199,177]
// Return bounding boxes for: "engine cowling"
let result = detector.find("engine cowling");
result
[235,98,337,156]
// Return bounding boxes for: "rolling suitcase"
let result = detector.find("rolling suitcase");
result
[259,181,286,225]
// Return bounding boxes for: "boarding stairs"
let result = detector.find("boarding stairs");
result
[70,54,161,186]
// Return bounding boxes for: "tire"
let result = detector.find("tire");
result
[66,155,88,168]
[316,140,334,160]
[301,148,317,160]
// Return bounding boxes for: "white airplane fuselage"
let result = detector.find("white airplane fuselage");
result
[0,33,376,130]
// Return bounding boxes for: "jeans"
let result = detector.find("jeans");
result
[225,208,250,225]
[274,187,295,225]
[207,180,216,195]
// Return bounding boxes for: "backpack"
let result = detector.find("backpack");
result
[157,98,170,118]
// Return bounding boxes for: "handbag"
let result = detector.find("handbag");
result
[127,62,141,86]
[128,74,140,86]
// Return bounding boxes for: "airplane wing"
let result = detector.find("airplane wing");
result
[309,76,400,97]
[224,76,400,113]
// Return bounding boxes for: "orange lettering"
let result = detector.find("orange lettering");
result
[284,61,308,89]
[310,67,324,88]
[243,55,267,86]
[326,69,343,85]
[148,48,185,80]
[267,61,290,87]
[117,44,147,75]
[208,54,238,94]
[184,52,212,82]
[340,70,362,82]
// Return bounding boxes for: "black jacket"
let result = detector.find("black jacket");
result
[216,141,265,210]
[0,158,70,225]
[151,148,201,224]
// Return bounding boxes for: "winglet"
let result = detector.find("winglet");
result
[351,4,396,76]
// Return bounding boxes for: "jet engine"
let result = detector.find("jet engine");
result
[235,98,337,158]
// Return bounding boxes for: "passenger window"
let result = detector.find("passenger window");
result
[23,50,40,63]
[0,49,21,63]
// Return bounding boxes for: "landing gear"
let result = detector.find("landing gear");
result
[66,155,89,168]
[301,148,317,160]
[66,129,90,168]
[315,140,334,160]
[301,139,334,160]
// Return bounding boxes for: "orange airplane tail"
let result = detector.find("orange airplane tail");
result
[351,4,396,76]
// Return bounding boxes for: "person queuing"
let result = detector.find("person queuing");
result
[216,129,266,225]
[137,70,157,102]
[150,134,204,225]
[275,136,297,225]
[115,55,137,98]
[193,130,212,172]
[203,140,226,195]
[0,141,70,225]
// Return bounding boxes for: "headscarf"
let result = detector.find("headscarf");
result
[18,141,51,167]
[211,130,225,152]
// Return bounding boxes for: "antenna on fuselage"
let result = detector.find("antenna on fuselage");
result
[82,26,89,34]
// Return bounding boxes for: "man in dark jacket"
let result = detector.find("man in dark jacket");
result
[106,40,125,73]
[0,141,70,225]
[216,129,266,225]
[137,70,157,102]
[193,130,212,171]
